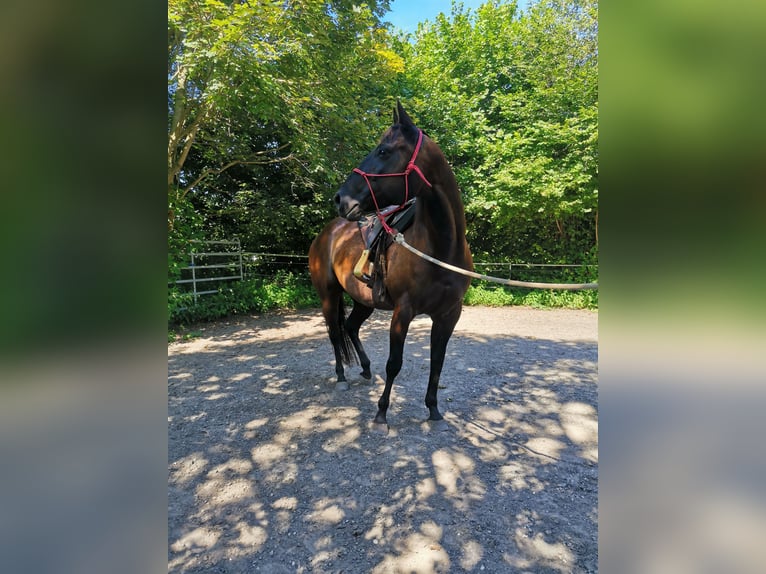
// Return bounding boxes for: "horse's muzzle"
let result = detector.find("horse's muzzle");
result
[334,191,363,221]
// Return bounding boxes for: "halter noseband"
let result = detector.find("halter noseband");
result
[352,129,432,235]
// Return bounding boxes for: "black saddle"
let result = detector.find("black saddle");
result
[357,198,417,251]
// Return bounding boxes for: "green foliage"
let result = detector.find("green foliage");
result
[464,283,517,306]
[168,272,320,327]
[464,282,598,309]
[401,0,598,264]
[168,187,204,283]
[168,0,401,254]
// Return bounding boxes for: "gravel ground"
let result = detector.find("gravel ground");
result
[168,306,598,573]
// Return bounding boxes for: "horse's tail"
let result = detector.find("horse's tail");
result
[331,293,358,367]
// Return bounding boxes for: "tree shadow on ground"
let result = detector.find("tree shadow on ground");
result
[168,308,597,573]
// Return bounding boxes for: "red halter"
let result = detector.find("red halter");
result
[352,129,432,235]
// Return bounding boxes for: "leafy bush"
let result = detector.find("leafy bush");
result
[464,283,597,309]
[463,283,516,306]
[168,272,319,328]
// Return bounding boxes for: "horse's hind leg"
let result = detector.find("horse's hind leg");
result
[320,294,353,386]
[345,301,374,379]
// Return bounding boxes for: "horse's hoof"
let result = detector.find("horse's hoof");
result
[368,421,389,435]
[360,369,372,380]
[335,381,349,391]
[424,419,449,432]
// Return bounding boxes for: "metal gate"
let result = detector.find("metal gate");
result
[173,239,243,303]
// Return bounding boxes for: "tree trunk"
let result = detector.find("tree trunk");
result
[594,210,598,246]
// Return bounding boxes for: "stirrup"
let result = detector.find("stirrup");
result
[353,249,374,280]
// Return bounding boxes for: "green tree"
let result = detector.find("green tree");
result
[401,0,598,263]
[168,0,400,258]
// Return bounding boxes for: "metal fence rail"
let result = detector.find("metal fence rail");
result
[173,239,243,303]
[172,241,598,303]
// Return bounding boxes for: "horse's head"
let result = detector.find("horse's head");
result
[334,101,430,221]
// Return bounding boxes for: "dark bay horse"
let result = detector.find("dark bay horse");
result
[308,102,473,427]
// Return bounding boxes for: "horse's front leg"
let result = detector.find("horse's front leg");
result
[425,306,462,422]
[374,304,414,426]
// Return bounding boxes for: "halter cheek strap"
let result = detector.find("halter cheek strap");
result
[352,129,432,235]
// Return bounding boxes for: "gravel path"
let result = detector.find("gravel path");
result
[168,306,598,573]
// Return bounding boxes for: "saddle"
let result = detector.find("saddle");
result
[354,199,417,306]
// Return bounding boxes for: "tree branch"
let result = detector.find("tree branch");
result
[168,64,215,186]
[181,143,293,196]
[168,111,209,187]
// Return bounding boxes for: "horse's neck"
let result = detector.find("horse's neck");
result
[414,171,467,262]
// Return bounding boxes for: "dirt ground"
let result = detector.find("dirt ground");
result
[168,306,598,573]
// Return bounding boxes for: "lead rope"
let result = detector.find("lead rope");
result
[391,233,598,291]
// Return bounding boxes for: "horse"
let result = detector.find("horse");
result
[308,101,473,428]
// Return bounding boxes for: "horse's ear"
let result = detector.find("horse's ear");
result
[396,100,416,130]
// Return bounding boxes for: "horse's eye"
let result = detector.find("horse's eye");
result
[378,147,389,157]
